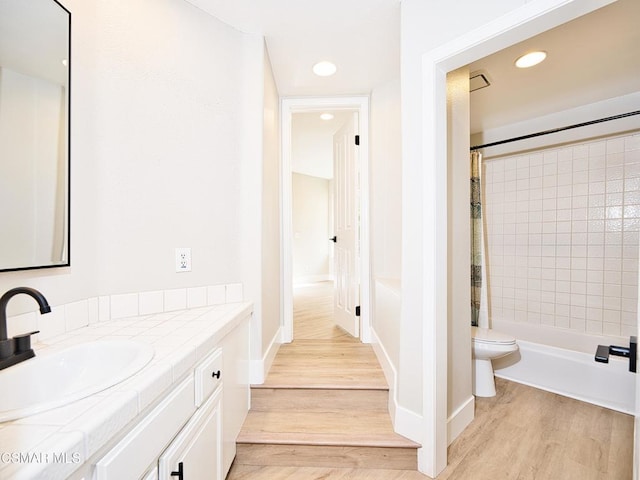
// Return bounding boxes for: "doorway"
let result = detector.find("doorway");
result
[414,0,626,476]
[281,96,371,344]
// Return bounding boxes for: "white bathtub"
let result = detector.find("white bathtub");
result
[493,340,636,414]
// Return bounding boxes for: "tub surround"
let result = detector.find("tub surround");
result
[0,300,252,479]
[484,132,640,341]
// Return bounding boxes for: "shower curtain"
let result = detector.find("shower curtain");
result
[471,151,489,328]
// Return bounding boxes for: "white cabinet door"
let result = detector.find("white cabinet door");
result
[158,387,222,480]
[220,315,250,475]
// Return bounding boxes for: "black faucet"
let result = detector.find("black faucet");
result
[0,287,51,370]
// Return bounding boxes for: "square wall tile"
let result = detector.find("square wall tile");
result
[87,297,99,325]
[65,300,89,332]
[99,296,111,322]
[164,289,187,312]
[207,286,226,306]
[225,283,244,303]
[110,293,139,319]
[187,287,207,308]
[6,311,37,338]
[139,291,164,316]
[37,306,66,341]
[483,132,639,343]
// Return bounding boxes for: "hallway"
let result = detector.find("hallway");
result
[227,282,422,479]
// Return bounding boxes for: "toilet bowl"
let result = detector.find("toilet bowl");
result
[472,327,518,397]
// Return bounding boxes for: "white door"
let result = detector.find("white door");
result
[332,113,359,337]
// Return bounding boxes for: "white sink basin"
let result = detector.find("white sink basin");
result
[0,339,154,422]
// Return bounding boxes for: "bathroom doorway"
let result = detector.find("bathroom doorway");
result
[415,0,634,475]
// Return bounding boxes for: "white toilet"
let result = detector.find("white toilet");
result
[471,327,518,397]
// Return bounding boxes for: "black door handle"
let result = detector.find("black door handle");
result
[330,236,337,243]
[171,462,184,480]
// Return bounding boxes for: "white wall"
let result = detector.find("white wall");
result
[369,77,402,407]
[370,79,402,281]
[446,67,473,444]
[0,0,265,329]
[292,173,331,284]
[261,45,281,356]
[399,0,524,421]
[291,113,336,180]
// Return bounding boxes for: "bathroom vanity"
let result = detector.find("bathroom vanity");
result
[0,302,252,480]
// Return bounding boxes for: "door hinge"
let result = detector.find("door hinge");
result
[355,305,361,316]
[355,135,360,146]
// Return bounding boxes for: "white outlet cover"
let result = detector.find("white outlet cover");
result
[175,247,192,272]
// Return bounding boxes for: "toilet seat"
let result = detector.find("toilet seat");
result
[472,327,516,346]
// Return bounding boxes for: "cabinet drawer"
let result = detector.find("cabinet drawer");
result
[194,348,222,406]
[95,377,196,480]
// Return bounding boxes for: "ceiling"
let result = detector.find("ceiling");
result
[184,0,400,96]
[185,0,639,136]
[292,111,355,179]
[468,0,640,134]
[0,0,69,85]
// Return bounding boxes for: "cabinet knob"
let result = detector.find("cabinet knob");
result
[212,370,221,379]
[170,461,184,480]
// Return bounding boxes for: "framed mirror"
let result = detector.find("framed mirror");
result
[0,0,70,272]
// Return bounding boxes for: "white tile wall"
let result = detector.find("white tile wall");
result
[484,132,640,338]
[7,283,245,343]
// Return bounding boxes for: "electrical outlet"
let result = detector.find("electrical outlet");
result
[175,247,192,272]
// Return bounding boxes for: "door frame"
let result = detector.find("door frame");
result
[417,0,620,476]
[280,96,371,344]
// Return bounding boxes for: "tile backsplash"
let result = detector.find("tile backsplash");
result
[7,283,244,342]
[483,132,640,338]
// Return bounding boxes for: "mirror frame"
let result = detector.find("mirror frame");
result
[0,0,71,273]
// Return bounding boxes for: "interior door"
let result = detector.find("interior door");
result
[332,112,359,337]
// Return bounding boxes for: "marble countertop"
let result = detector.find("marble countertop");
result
[0,301,253,480]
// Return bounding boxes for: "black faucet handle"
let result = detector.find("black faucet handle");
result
[14,330,40,353]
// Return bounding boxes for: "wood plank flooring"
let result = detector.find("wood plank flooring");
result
[438,377,633,480]
[293,282,353,341]
[227,282,635,479]
[229,282,419,477]
[259,340,388,390]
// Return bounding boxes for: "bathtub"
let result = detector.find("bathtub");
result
[493,339,636,414]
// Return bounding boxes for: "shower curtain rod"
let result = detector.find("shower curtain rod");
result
[470,110,640,151]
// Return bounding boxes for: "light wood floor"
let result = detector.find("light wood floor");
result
[227,282,635,479]
[293,282,353,341]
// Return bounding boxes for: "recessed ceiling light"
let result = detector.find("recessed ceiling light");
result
[320,113,334,121]
[313,61,337,77]
[515,51,547,68]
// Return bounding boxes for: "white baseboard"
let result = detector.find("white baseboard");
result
[370,328,397,421]
[250,327,282,385]
[447,395,474,445]
[370,328,423,444]
[394,404,424,444]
